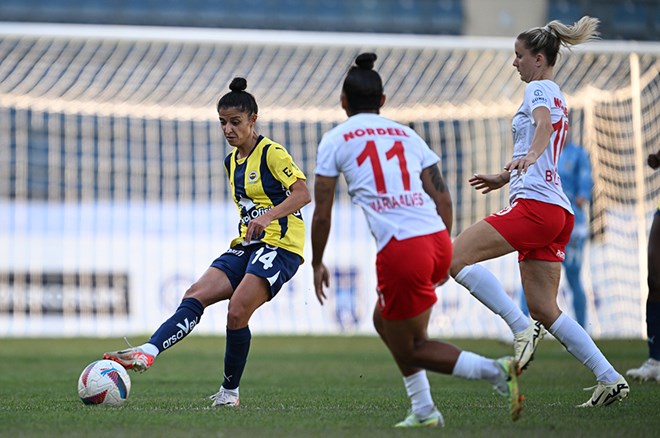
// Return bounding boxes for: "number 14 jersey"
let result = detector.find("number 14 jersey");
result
[315,113,446,251]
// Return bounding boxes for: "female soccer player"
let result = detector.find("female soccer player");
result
[312,53,522,427]
[627,149,660,382]
[449,17,629,406]
[104,77,311,407]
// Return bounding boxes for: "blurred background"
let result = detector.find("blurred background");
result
[0,0,658,340]
[1,0,659,39]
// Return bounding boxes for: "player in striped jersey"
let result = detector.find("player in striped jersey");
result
[449,17,629,407]
[104,77,310,408]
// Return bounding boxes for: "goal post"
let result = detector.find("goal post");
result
[0,23,658,338]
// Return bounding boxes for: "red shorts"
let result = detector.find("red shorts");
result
[375,230,451,320]
[484,198,574,262]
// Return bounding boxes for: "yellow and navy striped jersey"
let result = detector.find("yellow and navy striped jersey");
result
[224,135,307,258]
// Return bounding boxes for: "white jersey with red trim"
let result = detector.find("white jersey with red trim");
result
[510,80,573,214]
[315,113,445,251]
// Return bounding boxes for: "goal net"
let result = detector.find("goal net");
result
[0,23,658,339]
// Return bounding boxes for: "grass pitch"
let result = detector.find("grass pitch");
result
[0,336,657,437]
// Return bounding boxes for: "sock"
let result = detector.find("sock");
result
[147,297,204,353]
[223,326,252,390]
[403,370,435,417]
[455,265,530,333]
[647,301,660,360]
[140,343,160,358]
[452,351,500,384]
[548,313,619,383]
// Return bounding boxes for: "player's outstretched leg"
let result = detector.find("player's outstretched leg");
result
[104,297,204,372]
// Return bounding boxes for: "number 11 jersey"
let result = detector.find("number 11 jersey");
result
[315,113,446,251]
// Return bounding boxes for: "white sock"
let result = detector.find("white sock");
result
[222,386,239,395]
[455,264,530,334]
[452,351,500,384]
[140,343,159,357]
[403,370,435,416]
[548,313,620,383]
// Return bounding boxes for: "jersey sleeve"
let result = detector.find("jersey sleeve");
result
[525,82,552,113]
[411,130,440,169]
[267,144,306,189]
[314,133,340,177]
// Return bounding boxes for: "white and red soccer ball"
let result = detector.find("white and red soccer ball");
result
[78,359,131,406]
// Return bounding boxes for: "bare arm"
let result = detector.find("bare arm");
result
[245,178,311,243]
[311,174,338,305]
[506,106,554,175]
[469,170,511,194]
[420,163,453,235]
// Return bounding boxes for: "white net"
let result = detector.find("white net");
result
[0,23,658,338]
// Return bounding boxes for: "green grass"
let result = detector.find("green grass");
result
[0,336,657,437]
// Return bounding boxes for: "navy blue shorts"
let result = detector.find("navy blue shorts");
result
[210,243,302,299]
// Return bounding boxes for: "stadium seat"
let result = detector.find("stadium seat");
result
[609,1,651,40]
[548,0,585,23]
[428,0,463,35]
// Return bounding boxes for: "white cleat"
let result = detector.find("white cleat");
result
[626,358,660,382]
[209,387,240,407]
[513,320,545,374]
[577,375,630,407]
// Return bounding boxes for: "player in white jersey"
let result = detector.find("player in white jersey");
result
[312,53,523,427]
[449,17,629,407]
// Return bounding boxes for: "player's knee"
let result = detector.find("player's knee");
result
[449,259,466,278]
[226,303,249,329]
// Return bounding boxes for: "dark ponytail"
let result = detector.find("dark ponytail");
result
[342,52,383,112]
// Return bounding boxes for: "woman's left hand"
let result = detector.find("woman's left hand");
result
[506,150,538,176]
[245,215,270,243]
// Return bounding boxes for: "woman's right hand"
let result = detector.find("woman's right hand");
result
[469,171,510,194]
[313,262,330,305]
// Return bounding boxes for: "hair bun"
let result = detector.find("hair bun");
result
[229,77,248,92]
[355,53,377,70]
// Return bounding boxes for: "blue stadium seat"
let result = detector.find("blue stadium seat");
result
[316,0,349,32]
[390,0,423,34]
[428,0,462,35]
[548,0,585,24]
[609,1,650,40]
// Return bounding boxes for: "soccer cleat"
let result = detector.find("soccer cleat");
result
[626,358,660,382]
[577,375,630,407]
[394,407,444,428]
[103,347,154,373]
[494,356,524,422]
[514,320,545,374]
[209,387,240,407]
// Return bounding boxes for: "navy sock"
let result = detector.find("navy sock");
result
[148,297,204,353]
[647,300,660,360]
[222,326,251,390]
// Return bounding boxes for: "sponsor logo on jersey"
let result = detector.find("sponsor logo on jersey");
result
[343,127,411,142]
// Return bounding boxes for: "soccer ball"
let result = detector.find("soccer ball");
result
[78,359,131,406]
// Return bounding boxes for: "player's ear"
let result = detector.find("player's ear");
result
[379,94,386,108]
[341,93,348,110]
